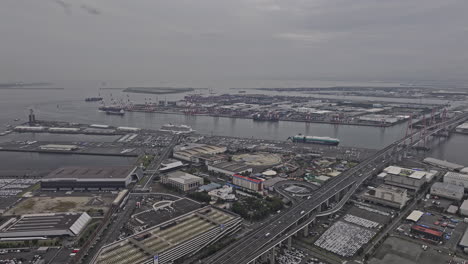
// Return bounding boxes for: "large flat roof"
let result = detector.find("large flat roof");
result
[0,212,90,238]
[166,171,202,184]
[210,161,252,172]
[44,166,136,180]
[93,207,238,264]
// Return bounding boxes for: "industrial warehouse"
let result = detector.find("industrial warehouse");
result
[41,166,142,191]
[92,206,241,264]
[0,212,91,239]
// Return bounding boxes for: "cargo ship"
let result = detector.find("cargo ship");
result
[159,124,195,134]
[289,134,340,146]
[99,105,124,112]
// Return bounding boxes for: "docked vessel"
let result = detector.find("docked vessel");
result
[289,134,340,146]
[99,105,124,112]
[159,124,195,134]
[253,113,279,122]
[105,109,125,116]
[85,97,103,102]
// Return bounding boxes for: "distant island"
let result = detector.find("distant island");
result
[123,87,196,94]
[0,82,61,90]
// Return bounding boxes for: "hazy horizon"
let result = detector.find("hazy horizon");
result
[1,0,468,86]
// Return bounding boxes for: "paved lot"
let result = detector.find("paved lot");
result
[369,236,452,264]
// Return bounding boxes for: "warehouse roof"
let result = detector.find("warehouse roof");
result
[459,227,468,248]
[209,161,252,172]
[44,166,136,180]
[406,210,424,222]
[461,200,468,212]
[0,212,91,238]
[424,157,464,170]
[445,171,468,180]
[431,182,464,193]
[166,171,202,184]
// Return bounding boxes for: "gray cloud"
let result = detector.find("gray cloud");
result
[80,4,101,15]
[0,0,467,86]
[51,0,72,15]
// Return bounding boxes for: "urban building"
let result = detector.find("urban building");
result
[173,144,227,162]
[456,122,468,134]
[411,225,443,241]
[383,166,427,191]
[207,161,252,177]
[0,212,91,239]
[199,183,222,192]
[406,210,424,222]
[41,166,142,191]
[208,186,236,201]
[444,172,468,189]
[92,206,242,264]
[161,171,204,191]
[232,174,263,192]
[424,157,464,171]
[159,159,185,173]
[460,200,468,216]
[362,184,409,209]
[192,153,227,165]
[430,182,464,201]
[39,144,79,151]
[459,227,468,252]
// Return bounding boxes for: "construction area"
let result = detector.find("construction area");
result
[3,195,114,216]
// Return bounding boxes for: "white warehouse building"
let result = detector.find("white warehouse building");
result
[430,182,464,201]
[444,172,468,189]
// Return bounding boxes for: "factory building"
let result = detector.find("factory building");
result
[232,174,263,192]
[161,171,204,192]
[92,206,242,264]
[173,144,227,163]
[41,166,142,191]
[0,212,91,239]
[207,161,252,177]
[362,184,409,209]
[444,172,468,189]
[430,182,464,201]
[383,166,428,191]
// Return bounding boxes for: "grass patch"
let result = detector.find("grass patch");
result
[50,201,77,211]
[17,182,40,197]
[20,199,36,210]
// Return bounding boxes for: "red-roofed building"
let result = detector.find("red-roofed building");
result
[411,225,443,241]
[232,174,263,192]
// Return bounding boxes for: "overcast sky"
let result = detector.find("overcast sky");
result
[1,0,467,86]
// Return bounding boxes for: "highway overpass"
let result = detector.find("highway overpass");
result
[202,111,468,264]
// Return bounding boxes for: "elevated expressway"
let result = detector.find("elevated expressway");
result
[203,112,468,264]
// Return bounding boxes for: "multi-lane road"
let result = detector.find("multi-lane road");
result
[204,112,468,264]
